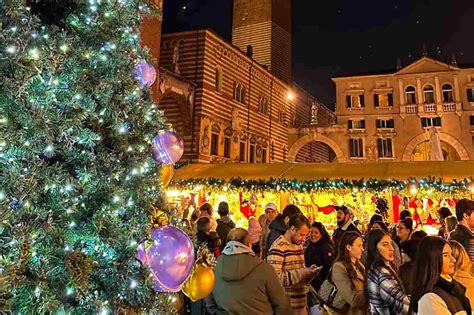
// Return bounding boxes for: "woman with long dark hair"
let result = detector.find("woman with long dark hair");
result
[411,236,471,314]
[330,231,366,315]
[304,222,334,291]
[366,229,409,314]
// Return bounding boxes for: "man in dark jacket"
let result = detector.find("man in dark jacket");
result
[332,205,361,251]
[264,204,302,257]
[206,228,292,315]
[216,201,235,251]
[449,199,474,264]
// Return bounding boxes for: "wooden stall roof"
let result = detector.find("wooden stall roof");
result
[172,161,474,183]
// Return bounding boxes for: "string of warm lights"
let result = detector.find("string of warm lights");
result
[170,177,474,194]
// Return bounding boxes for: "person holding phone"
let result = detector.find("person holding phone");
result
[304,222,334,291]
[267,213,320,315]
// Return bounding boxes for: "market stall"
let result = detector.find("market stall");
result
[164,161,474,233]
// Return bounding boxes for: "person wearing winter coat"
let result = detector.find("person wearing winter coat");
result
[196,217,218,254]
[366,229,410,315]
[248,216,262,256]
[216,201,235,251]
[331,231,366,315]
[332,205,361,252]
[449,199,474,265]
[206,228,293,315]
[304,222,334,291]
[450,240,474,310]
[265,204,302,256]
[410,236,471,315]
[259,202,279,260]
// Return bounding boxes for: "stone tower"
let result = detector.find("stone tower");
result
[232,0,292,83]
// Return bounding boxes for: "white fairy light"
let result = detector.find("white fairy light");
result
[59,44,69,53]
[29,48,40,60]
[6,46,17,54]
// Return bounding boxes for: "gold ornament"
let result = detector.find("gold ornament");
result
[150,208,169,228]
[181,263,215,302]
[160,164,174,188]
[168,293,185,313]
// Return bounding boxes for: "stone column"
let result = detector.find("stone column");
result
[434,76,442,103]
[435,76,442,112]
[416,78,423,113]
[453,75,460,102]
[398,79,405,105]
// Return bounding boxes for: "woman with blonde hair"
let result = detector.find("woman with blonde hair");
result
[449,240,474,310]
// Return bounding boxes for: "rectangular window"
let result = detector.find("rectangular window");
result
[406,91,417,105]
[421,117,442,128]
[348,119,365,129]
[346,95,364,108]
[467,88,474,102]
[374,93,392,107]
[349,138,364,158]
[215,68,222,93]
[261,149,267,163]
[249,144,255,163]
[377,138,393,158]
[376,119,395,129]
[223,136,231,158]
[470,116,474,126]
[239,142,246,162]
[211,133,219,155]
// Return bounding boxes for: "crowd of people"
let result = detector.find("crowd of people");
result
[185,198,474,315]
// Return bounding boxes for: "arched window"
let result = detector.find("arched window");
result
[233,82,246,104]
[442,83,453,102]
[258,96,268,114]
[405,86,416,105]
[423,85,435,103]
[215,67,223,93]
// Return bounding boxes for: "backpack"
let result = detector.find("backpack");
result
[316,266,350,313]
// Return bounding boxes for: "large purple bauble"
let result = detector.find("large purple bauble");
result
[132,60,156,89]
[147,226,195,292]
[152,130,184,165]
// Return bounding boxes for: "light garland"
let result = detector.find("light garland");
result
[170,176,474,193]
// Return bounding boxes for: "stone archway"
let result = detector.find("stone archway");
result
[288,133,346,162]
[402,131,470,161]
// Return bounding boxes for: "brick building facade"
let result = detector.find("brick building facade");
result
[158,30,334,163]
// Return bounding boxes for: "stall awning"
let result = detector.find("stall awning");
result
[172,161,474,183]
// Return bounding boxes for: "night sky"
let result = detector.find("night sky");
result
[163,0,474,108]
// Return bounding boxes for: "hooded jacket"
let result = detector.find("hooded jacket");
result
[206,241,293,315]
[265,215,287,255]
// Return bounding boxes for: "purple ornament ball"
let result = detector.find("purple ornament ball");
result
[132,60,156,89]
[152,130,184,165]
[147,226,195,292]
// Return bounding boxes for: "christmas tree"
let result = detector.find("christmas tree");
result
[0,0,182,312]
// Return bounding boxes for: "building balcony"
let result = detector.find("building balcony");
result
[442,102,457,112]
[423,103,437,113]
[405,104,418,114]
